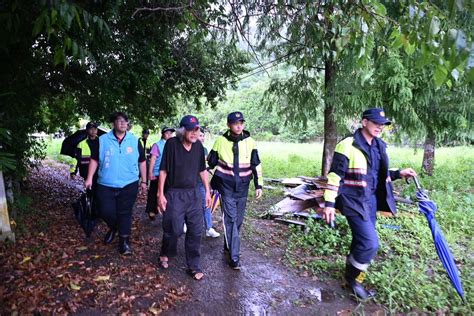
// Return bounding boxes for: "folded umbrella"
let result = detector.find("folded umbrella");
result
[412,177,465,302]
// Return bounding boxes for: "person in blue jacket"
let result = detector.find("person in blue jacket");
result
[323,108,417,300]
[85,112,147,256]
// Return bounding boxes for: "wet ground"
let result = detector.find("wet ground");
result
[2,161,381,314]
[140,202,376,315]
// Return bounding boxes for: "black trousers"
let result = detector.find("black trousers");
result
[96,181,139,237]
[160,188,202,271]
[145,179,158,214]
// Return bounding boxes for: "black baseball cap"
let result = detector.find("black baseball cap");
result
[227,111,245,124]
[86,122,98,129]
[362,108,391,125]
[179,115,200,131]
[161,127,175,134]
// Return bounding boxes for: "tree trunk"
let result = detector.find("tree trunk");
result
[321,60,338,177]
[422,129,436,176]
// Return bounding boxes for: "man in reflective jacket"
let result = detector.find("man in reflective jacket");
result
[323,108,416,300]
[207,111,263,269]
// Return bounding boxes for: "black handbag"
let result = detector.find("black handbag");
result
[72,189,96,237]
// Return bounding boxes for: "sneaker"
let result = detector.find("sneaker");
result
[183,223,187,233]
[206,228,220,238]
[229,260,241,270]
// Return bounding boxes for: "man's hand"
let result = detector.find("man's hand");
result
[205,191,212,209]
[255,188,263,199]
[322,207,336,224]
[400,168,417,179]
[84,178,93,190]
[157,194,167,214]
[139,182,147,195]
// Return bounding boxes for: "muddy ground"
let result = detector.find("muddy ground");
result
[0,161,382,315]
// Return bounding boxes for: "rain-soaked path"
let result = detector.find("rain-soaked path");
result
[2,161,380,315]
[140,205,378,315]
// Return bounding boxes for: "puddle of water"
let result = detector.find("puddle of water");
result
[246,303,267,316]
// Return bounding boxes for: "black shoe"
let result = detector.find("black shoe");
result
[344,262,375,300]
[104,229,117,244]
[229,260,241,270]
[119,236,132,256]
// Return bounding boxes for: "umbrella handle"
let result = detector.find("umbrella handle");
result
[406,176,422,191]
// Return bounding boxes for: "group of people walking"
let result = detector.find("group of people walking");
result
[72,107,416,300]
[75,111,262,280]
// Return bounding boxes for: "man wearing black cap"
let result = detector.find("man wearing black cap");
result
[207,111,263,270]
[322,108,416,300]
[157,115,210,280]
[145,127,175,220]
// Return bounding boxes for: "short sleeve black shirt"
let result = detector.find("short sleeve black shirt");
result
[160,137,206,189]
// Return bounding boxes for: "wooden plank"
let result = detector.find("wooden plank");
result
[281,178,306,187]
[269,197,318,216]
[0,171,15,242]
[274,218,306,227]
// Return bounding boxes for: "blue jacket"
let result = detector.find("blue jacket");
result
[98,131,140,188]
[152,139,167,176]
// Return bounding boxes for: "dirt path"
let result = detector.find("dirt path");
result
[1,162,379,314]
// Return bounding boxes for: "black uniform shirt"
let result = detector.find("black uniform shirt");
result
[160,137,206,190]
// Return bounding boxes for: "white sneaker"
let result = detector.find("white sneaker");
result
[206,228,220,238]
[183,223,187,233]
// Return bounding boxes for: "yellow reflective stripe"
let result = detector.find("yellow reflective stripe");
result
[324,171,341,203]
[77,139,91,156]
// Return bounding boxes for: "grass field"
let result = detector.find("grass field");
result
[45,137,473,313]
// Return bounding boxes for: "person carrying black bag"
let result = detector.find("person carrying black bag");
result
[85,112,147,256]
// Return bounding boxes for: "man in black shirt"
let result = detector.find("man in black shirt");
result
[157,115,211,280]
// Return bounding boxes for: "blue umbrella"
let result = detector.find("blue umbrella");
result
[411,177,465,302]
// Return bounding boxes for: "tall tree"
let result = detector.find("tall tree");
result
[232,1,473,175]
[0,1,247,178]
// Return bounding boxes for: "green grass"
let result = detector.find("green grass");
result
[258,142,473,313]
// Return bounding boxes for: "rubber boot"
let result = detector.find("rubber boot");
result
[104,228,117,244]
[119,236,132,256]
[344,262,375,300]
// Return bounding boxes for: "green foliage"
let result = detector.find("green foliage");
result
[0,1,248,180]
[278,144,473,313]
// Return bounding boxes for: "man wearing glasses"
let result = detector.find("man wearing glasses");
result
[85,112,147,256]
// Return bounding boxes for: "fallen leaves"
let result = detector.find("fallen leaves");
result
[0,161,184,314]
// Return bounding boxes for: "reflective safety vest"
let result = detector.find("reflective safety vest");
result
[323,130,400,220]
[71,138,97,179]
[208,130,262,196]
[139,137,152,159]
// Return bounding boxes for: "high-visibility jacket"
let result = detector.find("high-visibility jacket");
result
[71,138,98,179]
[139,137,152,160]
[208,130,263,197]
[323,129,401,220]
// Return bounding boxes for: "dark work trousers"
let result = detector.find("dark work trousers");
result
[145,178,159,214]
[346,195,379,266]
[220,194,248,262]
[160,188,203,271]
[96,181,139,237]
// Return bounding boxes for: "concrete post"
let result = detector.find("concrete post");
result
[0,171,15,242]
